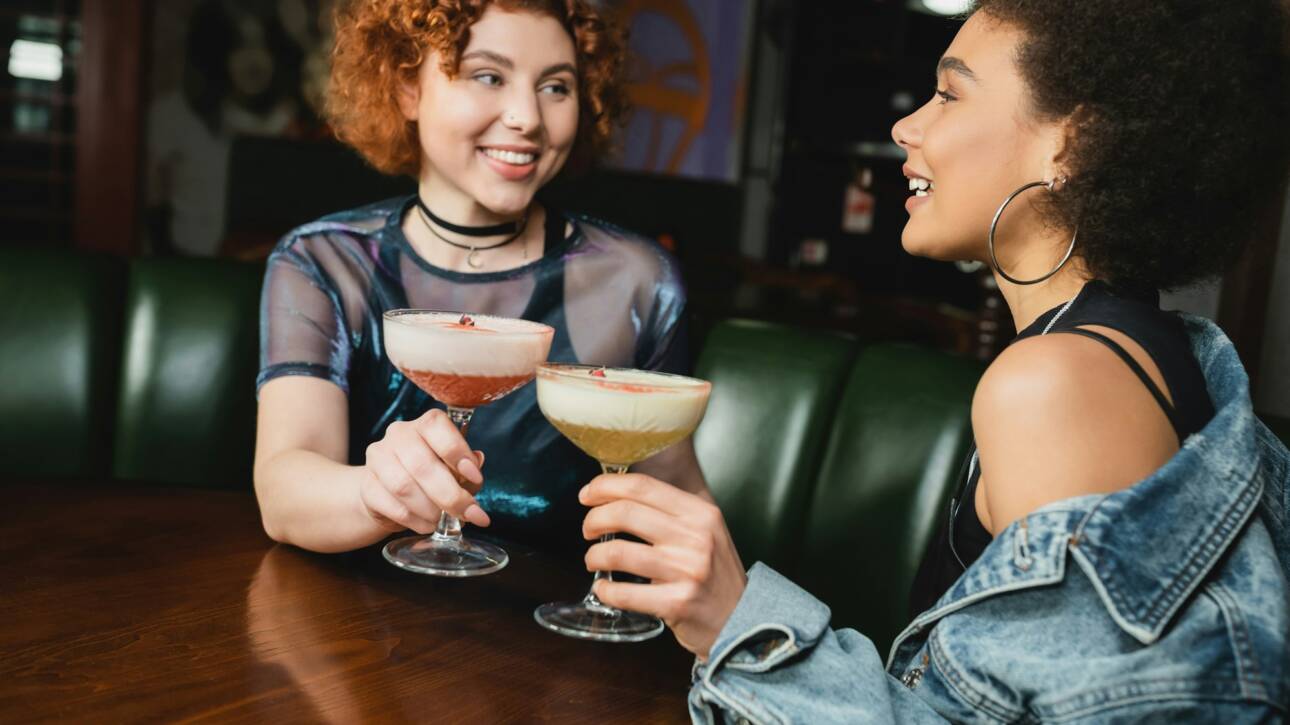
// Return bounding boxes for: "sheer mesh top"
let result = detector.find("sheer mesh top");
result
[258,195,690,553]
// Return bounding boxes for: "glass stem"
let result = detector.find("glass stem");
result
[431,406,475,542]
[584,462,629,614]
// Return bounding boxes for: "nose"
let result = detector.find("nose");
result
[502,87,542,137]
[892,101,927,152]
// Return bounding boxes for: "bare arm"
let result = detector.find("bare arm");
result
[254,377,394,552]
[254,377,489,553]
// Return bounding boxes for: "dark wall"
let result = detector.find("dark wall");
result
[223,134,743,265]
[541,170,743,261]
[769,1,976,309]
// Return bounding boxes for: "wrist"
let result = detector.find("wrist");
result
[353,466,403,534]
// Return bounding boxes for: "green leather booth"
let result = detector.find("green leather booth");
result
[5,246,1290,654]
[692,320,859,572]
[694,324,982,649]
[0,248,126,477]
[112,257,263,487]
[796,345,981,649]
[0,248,262,487]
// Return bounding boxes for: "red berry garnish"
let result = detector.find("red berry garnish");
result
[459,314,476,327]
[590,367,607,378]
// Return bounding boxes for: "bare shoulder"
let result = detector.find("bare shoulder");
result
[972,333,1178,535]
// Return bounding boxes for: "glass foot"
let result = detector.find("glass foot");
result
[383,534,508,577]
[534,600,664,642]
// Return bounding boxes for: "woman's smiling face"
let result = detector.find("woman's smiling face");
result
[892,13,1069,270]
[399,7,580,218]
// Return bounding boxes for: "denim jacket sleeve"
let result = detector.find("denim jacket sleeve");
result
[689,562,1287,724]
[688,563,947,724]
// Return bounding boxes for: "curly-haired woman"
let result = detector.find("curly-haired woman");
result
[254,0,710,555]
[572,1,1290,720]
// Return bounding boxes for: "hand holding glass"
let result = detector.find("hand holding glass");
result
[381,310,553,577]
[534,364,711,641]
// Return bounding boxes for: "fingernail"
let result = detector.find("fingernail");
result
[464,504,490,527]
[457,458,484,485]
[578,485,589,503]
[474,450,486,467]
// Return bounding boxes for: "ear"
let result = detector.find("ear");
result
[1043,106,1088,182]
[396,67,422,122]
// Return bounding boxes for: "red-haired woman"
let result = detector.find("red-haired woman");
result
[253,0,709,555]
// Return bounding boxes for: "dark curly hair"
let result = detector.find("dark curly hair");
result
[327,0,626,177]
[972,0,1290,291]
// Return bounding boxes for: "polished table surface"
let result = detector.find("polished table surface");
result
[1,480,694,723]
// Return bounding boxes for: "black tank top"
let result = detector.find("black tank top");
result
[908,281,1215,617]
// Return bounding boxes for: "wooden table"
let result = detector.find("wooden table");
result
[1,481,694,723]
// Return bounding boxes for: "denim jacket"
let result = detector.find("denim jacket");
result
[690,317,1289,723]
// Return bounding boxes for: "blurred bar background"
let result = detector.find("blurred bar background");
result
[2,0,1287,417]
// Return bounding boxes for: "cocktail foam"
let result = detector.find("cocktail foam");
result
[536,368,710,433]
[384,312,553,377]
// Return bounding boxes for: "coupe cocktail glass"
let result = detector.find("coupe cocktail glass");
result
[381,310,553,577]
[534,364,711,641]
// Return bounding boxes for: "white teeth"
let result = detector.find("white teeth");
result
[908,177,933,192]
[482,148,536,165]
[915,189,929,197]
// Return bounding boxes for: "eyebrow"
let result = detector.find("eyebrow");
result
[460,50,576,78]
[540,62,577,78]
[937,56,979,83]
[461,50,514,69]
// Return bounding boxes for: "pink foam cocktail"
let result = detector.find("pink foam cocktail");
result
[381,310,553,577]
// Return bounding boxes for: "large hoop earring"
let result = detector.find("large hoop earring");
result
[988,178,1078,286]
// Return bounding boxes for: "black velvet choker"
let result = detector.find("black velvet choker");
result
[416,197,522,237]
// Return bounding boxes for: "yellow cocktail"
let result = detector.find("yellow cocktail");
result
[534,364,711,641]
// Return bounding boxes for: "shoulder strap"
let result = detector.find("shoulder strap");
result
[1051,327,1185,440]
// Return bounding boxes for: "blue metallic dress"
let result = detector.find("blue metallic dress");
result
[257,195,690,554]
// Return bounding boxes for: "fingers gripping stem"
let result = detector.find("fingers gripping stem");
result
[432,407,475,542]
[585,462,629,615]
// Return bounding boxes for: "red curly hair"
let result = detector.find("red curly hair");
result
[327,0,626,177]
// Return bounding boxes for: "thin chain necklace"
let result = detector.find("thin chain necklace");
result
[415,204,529,269]
[1041,290,1081,335]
